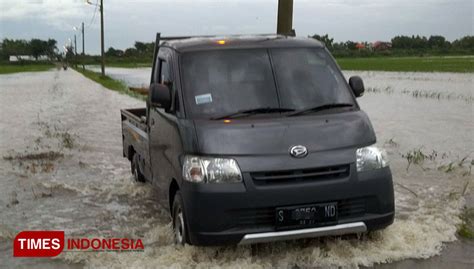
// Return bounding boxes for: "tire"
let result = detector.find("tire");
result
[172,191,188,245]
[131,154,146,183]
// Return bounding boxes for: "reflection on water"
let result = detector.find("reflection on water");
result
[86,66,151,88]
[0,69,472,268]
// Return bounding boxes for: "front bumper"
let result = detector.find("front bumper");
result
[239,222,367,244]
[181,165,394,246]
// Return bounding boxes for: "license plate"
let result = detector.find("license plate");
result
[275,202,338,229]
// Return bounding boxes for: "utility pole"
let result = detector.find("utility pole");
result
[100,0,105,76]
[82,22,85,55]
[74,34,77,55]
[277,0,294,36]
[74,22,85,69]
[85,0,104,74]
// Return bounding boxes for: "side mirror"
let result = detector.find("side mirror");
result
[349,76,365,97]
[149,83,171,111]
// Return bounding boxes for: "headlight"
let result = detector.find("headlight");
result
[356,146,389,172]
[182,155,242,183]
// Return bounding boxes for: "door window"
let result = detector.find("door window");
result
[156,58,177,113]
[160,59,173,88]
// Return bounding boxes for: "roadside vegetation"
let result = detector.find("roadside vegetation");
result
[366,86,473,103]
[0,38,57,61]
[0,38,57,74]
[106,62,151,68]
[401,147,472,175]
[0,62,54,74]
[80,56,474,73]
[336,56,473,73]
[87,35,474,73]
[81,34,474,73]
[85,55,474,73]
[2,35,473,73]
[317,34,474,57]
[397,145,472,239]
[73,67,146,101]
[2,119,76,177]
[458,207,474,239]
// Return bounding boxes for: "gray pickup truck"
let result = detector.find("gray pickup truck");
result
[121,33,394,246]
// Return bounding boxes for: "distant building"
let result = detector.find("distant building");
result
[355,43,366,49]
[372,41,392,51]
[9,55,49,62]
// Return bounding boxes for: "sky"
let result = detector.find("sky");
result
[0,0,472,55]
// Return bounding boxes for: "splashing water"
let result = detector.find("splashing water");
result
[0,69,471,268]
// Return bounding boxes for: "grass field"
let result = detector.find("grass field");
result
[100,56,474,72]
[3,56,470,74]
[74,67,146,100]
[106,62,151,68]
[0,63,55,74]
[336,56,474,73]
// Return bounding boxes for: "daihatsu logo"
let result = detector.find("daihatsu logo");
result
[289,145,308,158]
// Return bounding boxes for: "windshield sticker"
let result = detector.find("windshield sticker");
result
[195,93,213,105]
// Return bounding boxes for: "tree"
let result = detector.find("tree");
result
[0,39,30,59]
[345,41,357,50]
[412,35,428,49]
[428,35,446,48]
[310,34,334,50]
[46,39,57,56]
[392,35,429,50]
[30,39,48,59]
[124,48,138,57]
[133,41,154,56]
[392,36,412,49]
[64,45,75,61]
[452,36,474,50]
[0,38,57,61]
[106,47,124,57]
[134,42,147,53]
[332,42,347,51]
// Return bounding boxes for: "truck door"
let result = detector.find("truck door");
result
[148,48,182,206]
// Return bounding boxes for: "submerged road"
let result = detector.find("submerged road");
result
[0,69,472,268]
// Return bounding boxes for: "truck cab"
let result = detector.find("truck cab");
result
[121,34,394,246]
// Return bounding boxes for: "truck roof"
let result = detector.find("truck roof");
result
[161,35,325,52]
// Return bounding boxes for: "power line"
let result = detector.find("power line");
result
[87,0,99,28]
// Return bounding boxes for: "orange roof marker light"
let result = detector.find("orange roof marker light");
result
[217,40,226,45]
[223,119,232,124]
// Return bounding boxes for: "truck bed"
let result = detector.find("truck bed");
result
[121,108,148,163]
[121,108,147,132]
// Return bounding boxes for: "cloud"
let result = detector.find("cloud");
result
[0,0,471,54]
[0,0,89,30]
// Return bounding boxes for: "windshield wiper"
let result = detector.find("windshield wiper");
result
[211,107,295,120]
[287,103,354,117]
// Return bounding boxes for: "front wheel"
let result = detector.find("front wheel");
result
[172,191,188,245]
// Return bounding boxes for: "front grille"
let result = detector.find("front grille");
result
[250,165,350,185]
[233,197,367,229]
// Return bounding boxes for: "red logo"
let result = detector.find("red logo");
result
[13,231,144,257]
[13,231,64,257]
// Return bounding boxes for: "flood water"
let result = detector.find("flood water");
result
[86,66,151,88]
[0,69,472,268]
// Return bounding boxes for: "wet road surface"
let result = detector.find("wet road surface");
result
[0,69,472,268]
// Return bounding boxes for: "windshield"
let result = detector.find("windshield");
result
[181,48,355,119]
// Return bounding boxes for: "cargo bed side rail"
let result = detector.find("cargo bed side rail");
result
[121,109,147,133]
